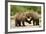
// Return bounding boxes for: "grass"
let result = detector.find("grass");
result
[10,5,41,16]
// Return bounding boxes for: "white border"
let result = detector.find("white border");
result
[8,2,43,32]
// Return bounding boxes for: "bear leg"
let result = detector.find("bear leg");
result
[22,21,25,26]
[33,20,35,26]
[19,22,21,26]
[36,19,39,25]
[29,18,33,24]
[15,20,21,26]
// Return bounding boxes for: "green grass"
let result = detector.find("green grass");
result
[10,5,41,16]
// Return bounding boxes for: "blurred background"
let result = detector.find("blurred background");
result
[10,5,41,16]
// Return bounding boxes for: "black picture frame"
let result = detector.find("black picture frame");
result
[5,0,45,34]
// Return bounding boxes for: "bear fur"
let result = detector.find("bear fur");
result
[26,12,40,26]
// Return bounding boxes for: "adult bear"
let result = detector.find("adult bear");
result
[26,12,40,26]
[15,12,26,26]
[15,12,32,26]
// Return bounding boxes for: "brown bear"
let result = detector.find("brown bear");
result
[26,12,40,26]
[15,12,27,26]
